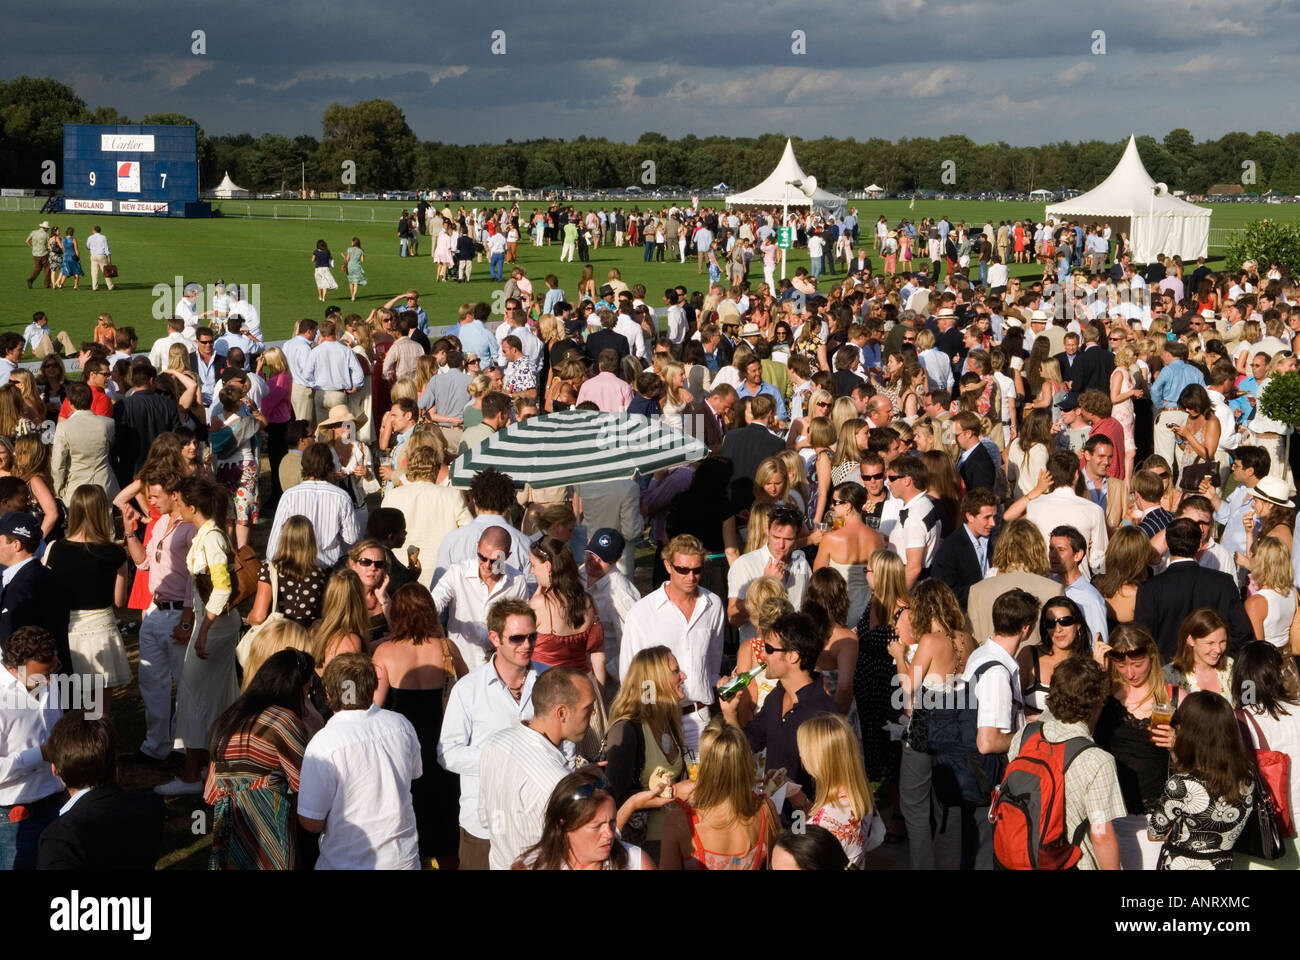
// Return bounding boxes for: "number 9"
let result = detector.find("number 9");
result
[89,171,96,186]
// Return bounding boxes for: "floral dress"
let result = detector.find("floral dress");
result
[1148,773,1253,870]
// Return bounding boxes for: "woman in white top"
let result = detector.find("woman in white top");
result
[518,773,657,870]
[711,345,752,394]
[811,482,881,628]
[658,361,691,432]
[791,713,884,869]
[1005,408,1052,500]
[1245,536,1299,655]
[1232,642,1300,869]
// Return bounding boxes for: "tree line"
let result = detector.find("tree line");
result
[4,75,1300,195]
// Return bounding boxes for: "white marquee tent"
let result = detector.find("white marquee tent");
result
[863,183,885,198]
[209,172,250,199]
[727,139,847,219]
[1045,135,1209,262]
[492,184,522,200]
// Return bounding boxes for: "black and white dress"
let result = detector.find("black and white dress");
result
[1148,772,1253,870]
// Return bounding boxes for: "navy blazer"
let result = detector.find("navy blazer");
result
[957,442,997,493]
[38,785,165,871]
[931,525,997,610]
[0,559,71,674]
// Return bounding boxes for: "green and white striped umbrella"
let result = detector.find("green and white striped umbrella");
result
[450,409,708,488]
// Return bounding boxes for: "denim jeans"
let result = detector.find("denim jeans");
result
[643,240,655,261]
[489,253,505,281]
[0,795,62,869]
[810,256,823,279]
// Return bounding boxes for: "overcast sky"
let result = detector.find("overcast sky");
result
[5,0,1299,146]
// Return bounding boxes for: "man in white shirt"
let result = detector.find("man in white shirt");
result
[962,588,1036,870]
[620,534,725,752]
[85,226,113,291]
[434,467,533,582]
[1048,525,1108,648]
[582,530,640,685]
[614,308,647,362]
[431,528,529,669]
[298,654,422,870]
[228,285,263,341]
[438,600,552,871]
[664,289,687,344]
[885,455,941,587]
[478,665,593,869]
[265,444,362,566]
[1017,451,1109,576]
[727,507,811,629]
[281,319,318,424]
[148,316,191,372]
[0,626,65,869]
[176,284,203,339]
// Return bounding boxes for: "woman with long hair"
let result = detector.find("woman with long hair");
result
[529,536,605,688]
[0,384,37,443]
[787,387,833,452]
[518,772,656,870]
[893,577,976,867]
[13,434,59,540]
[343,236,366,301]
[204,649,314,869]
[801,569,860,719]
[372,583,466,869]
[257,346,294,504]
[163,343,200,420]
[774,449,811,518]
[1232,641,1300,869]
[1164,608,1234,702]
[829,418,866,488]
[1110,341,1143,480]
[1149,690,1255,869]
[1006,407,1053,500]
[812,482,881,628]
[1093,624,1175,870]
[751,456,798,513]
[43,485,131,693]
[659,361,691,432]
[660,722,778,870]
[1240,488,1296,562]
[247,515,327,629]
[311,239,337,301]
[346,538,392,645]
[1093,525,1151,627]
[734,587,792,713]
[310,569,371,672]
[919,449,962,539]
[804,416,838,527]
[9,371,45,429]
[240,618,312,696]
[37,356,67,421]
[160,477,241,796]
[795,713,884,869]
[603,646,689,861]
[1243,537,1300,692]
[317,406,375,531]
[1016,595,1093,721]
[854,550,912,800]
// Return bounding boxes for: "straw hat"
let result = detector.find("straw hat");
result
[319,404,367,431]
[1251,476,1294,510]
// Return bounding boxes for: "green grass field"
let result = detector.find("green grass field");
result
[3,198,1291,349]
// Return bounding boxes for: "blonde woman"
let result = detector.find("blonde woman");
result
[13,434,59,540]
[604,646,690,860]
[1092,623,1174,870]
[1110,342,1143,480]
[247,515,327,629]
[734,589,792,715]
[546,357,585,413]
[1244,537,1300,659]
[309,569,372,674]
[398,422,452,486]
[794,713,884,869]
[774,449,810,517]
[346,539,393,647]
[829,418,865,487]
[787,387,833,451]
[461,373,493,429]
[830,396,858,435]
[9,370,45,427]
[660,723,779,870]
[743,500,775,555]
[659,362,691,431]
[855,549,912,789]
[752,457,796,514]
[43,485,131,693]
[0,384,36,442]
[166,342,201,412]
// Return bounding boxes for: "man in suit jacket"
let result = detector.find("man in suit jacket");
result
[930,488,999,609]
[850,251,872,275]
[966,518,1063,647]
[584,309,630,363]
[953,411,996,491]
[1068,327,1114,396]
[720,395,785,513]
[682,384,736,453]
[1054,333,1081,387]
[51,381,118,501]
[0,512,71,672]
[1134,518,1253,660]
[38,713,164,870]
[111,361,181,489]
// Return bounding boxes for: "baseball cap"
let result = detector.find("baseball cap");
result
[221,367,249,383]
[564,317,584,335]
[0,512,39,542]
[1058,394,1079,412]
[586,528,625,564]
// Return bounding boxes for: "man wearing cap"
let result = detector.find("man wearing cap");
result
[25,221,52,289]
[0,513,71,677]
[582,529,641,685]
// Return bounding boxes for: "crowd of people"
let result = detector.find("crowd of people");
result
[3,202,1300,873]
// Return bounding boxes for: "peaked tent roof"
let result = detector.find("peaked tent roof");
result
[210,172,249,197]
[863,183,884,192]
[1045,135,1209,220]
[726,139,846,216]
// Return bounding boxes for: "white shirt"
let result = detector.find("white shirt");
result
[807,236,825,258]
[614,314,648,361]
[1064,576,1109,647]
[1198,539,1238,582]
[1208,389,1238,452]
[919,347,954,391]
[478,721,574,869]
[887,493,941,572]
[430,559,530,669]
[963,640,1023,736]
[177,297,201,338]
[435,514,533,585]
[620,585,725,706]
[988,262,1009,288]
[494,322,544,367]
[438,656,550,838]
[0,667,64,805]
[84,232,110,257]
[265,480,360,566]
[149,332,191,371]
[665,304,687,344]
[1026,488,1109,576]
[583,567,641,682]
[727,545,812,609]
[296,704,422,870]
[231,298,262,340]
[1215,483,1255,559]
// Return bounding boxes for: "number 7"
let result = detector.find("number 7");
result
[161,173,167,188]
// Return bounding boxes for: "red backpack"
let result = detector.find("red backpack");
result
[990,722,1097,870]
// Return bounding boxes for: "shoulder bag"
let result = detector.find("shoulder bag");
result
[1237,708,1295,840]
[236,564,284,668]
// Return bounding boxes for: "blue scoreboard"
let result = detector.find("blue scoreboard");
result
[62,124,210,218]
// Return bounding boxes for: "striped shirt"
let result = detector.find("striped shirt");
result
[477,721,574,869]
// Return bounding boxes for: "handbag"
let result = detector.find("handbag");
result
[102,263,118,278]
[236,564,283,668]
[1177,458,1218,493]
[1237,708,1295,838]
[1234,766,1285,860]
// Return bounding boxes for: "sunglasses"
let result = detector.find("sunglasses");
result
[504,631,538,645]
[476,552,501,565]
[197,339,214,346]
[861,472,883,481]
[1045,615,1078,628]
[671,563,703,576]
[816,400,831,408]
[570,776,610,801]
[1151,471,1169,480]
[354,556,387,568]
[762,642,786,655]
[832,499,850,507]
[886,474,900,483]
[1106,649,1151,663]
